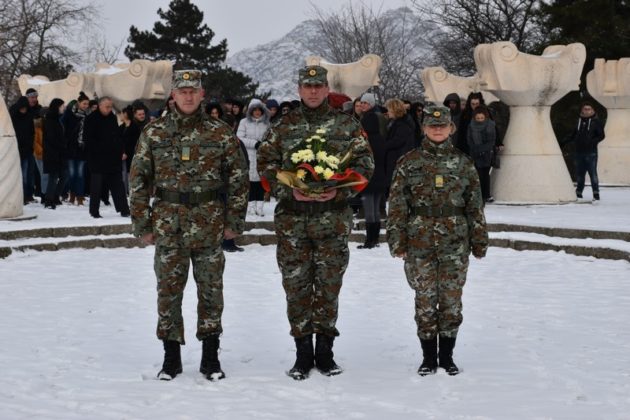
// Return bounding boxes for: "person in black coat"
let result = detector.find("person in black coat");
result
[457,92,485,156]
[384,98,416,189]
[42,98,67,209]
[9,96,36,203]
[358,92,387,249]
[561,102,606,200]
[62,92,90,205]
[83,96,130,218]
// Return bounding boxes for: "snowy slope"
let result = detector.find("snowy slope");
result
[0,245,629,419]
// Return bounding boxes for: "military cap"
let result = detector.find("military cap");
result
[423,105,452,126]
[172,69,202,89]
[298,65,328,85]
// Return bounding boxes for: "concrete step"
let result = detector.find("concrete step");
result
[2,222,629,262]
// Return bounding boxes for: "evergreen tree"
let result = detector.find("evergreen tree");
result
[125,0,259,99]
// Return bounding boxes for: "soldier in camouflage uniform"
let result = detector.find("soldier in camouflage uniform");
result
[130,70,249,381]
[257,65,374,380]
[386,105,488,376]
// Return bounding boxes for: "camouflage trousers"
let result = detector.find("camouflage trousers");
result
[154,245,225,344]
[275,208,352,338]
[404,253,469,340]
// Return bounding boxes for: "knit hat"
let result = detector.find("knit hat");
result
[360,93,376,107]
[265,99,279,110]
[25,88,38,98]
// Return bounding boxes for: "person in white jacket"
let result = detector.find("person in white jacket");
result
[237,98,271,216]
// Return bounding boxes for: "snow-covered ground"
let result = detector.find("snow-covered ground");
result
[1,244,629,419]
[3,187,630,233]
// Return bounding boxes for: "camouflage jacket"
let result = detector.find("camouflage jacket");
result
[129,107,249,248]
[386,137,488,259]
[257,101,374,204]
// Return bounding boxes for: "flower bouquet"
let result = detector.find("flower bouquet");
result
[270,128,368,197]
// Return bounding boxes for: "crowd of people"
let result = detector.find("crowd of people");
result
[10,84,602,233]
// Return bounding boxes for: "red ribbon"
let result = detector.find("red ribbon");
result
[296,163,321,181]
[329,168,369,192]
[261,175,271,192]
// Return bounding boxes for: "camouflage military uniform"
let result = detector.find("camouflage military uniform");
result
[386,108,488,341]
[257,90,374,339]
[130,73,248,345]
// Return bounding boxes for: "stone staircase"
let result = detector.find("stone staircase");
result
[1,221,629,262]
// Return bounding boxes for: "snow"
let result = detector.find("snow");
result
[1,187,630,418]
[1,245,629,419]
[93,66,125,76]
[24,78,51,86]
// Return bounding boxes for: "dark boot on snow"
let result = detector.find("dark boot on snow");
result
[315,334,342,376]
[287,335,314,380]
[200,334,225,381]
[417,337,438,376]
[157,340,182,380]
[438,335,460,376]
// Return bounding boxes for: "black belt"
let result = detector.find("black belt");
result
[410,206,465,217]
[281,199,348,215]
[155,188,218,205]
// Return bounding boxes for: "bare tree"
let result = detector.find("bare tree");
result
[0,0,98,99]
[310,2,439,100]
[80,33,126,68]
[412,0,542,75]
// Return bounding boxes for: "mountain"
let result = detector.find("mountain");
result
[227,8,437,101]
[226,20,327,101]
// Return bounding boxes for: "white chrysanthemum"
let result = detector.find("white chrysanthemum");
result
[314,165,324,174]
[300,149,315,161]
[323,168,335,180]
[316,128,327,135]
[310,135,322,141]
[291,152,300,164]
[316,151,328,161]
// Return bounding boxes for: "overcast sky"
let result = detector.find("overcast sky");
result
[93,0,410,60]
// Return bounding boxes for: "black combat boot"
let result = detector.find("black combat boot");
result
[438,335,460,376]
[315,334,342,376]
[287,335,314,380]
[200,334,225,381]
[417,337,438,376]
[357,222,375,249]
[157,340,182,380]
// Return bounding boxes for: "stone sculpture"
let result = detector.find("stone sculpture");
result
[17,59,172,110]
[305,55,382,99]
[474,41,586,203]
[0,95,24,219]
[421,67,499,105]
[587,58,630,185]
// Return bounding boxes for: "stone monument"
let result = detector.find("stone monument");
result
[421,67,499,104]
[0,95,24,219]
[474,41,586,203]
[587,58,630,185]
[17,59,173,110]
[305,54,382,99]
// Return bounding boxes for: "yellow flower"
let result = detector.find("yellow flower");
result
[314,165,324,174]
[316,151,328,161]
[323,168,335,180]
[306,137,313,143]
[311,135,322,141]
[326,155,340,169]
[291,152,300,164]
[296,169,307,180]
